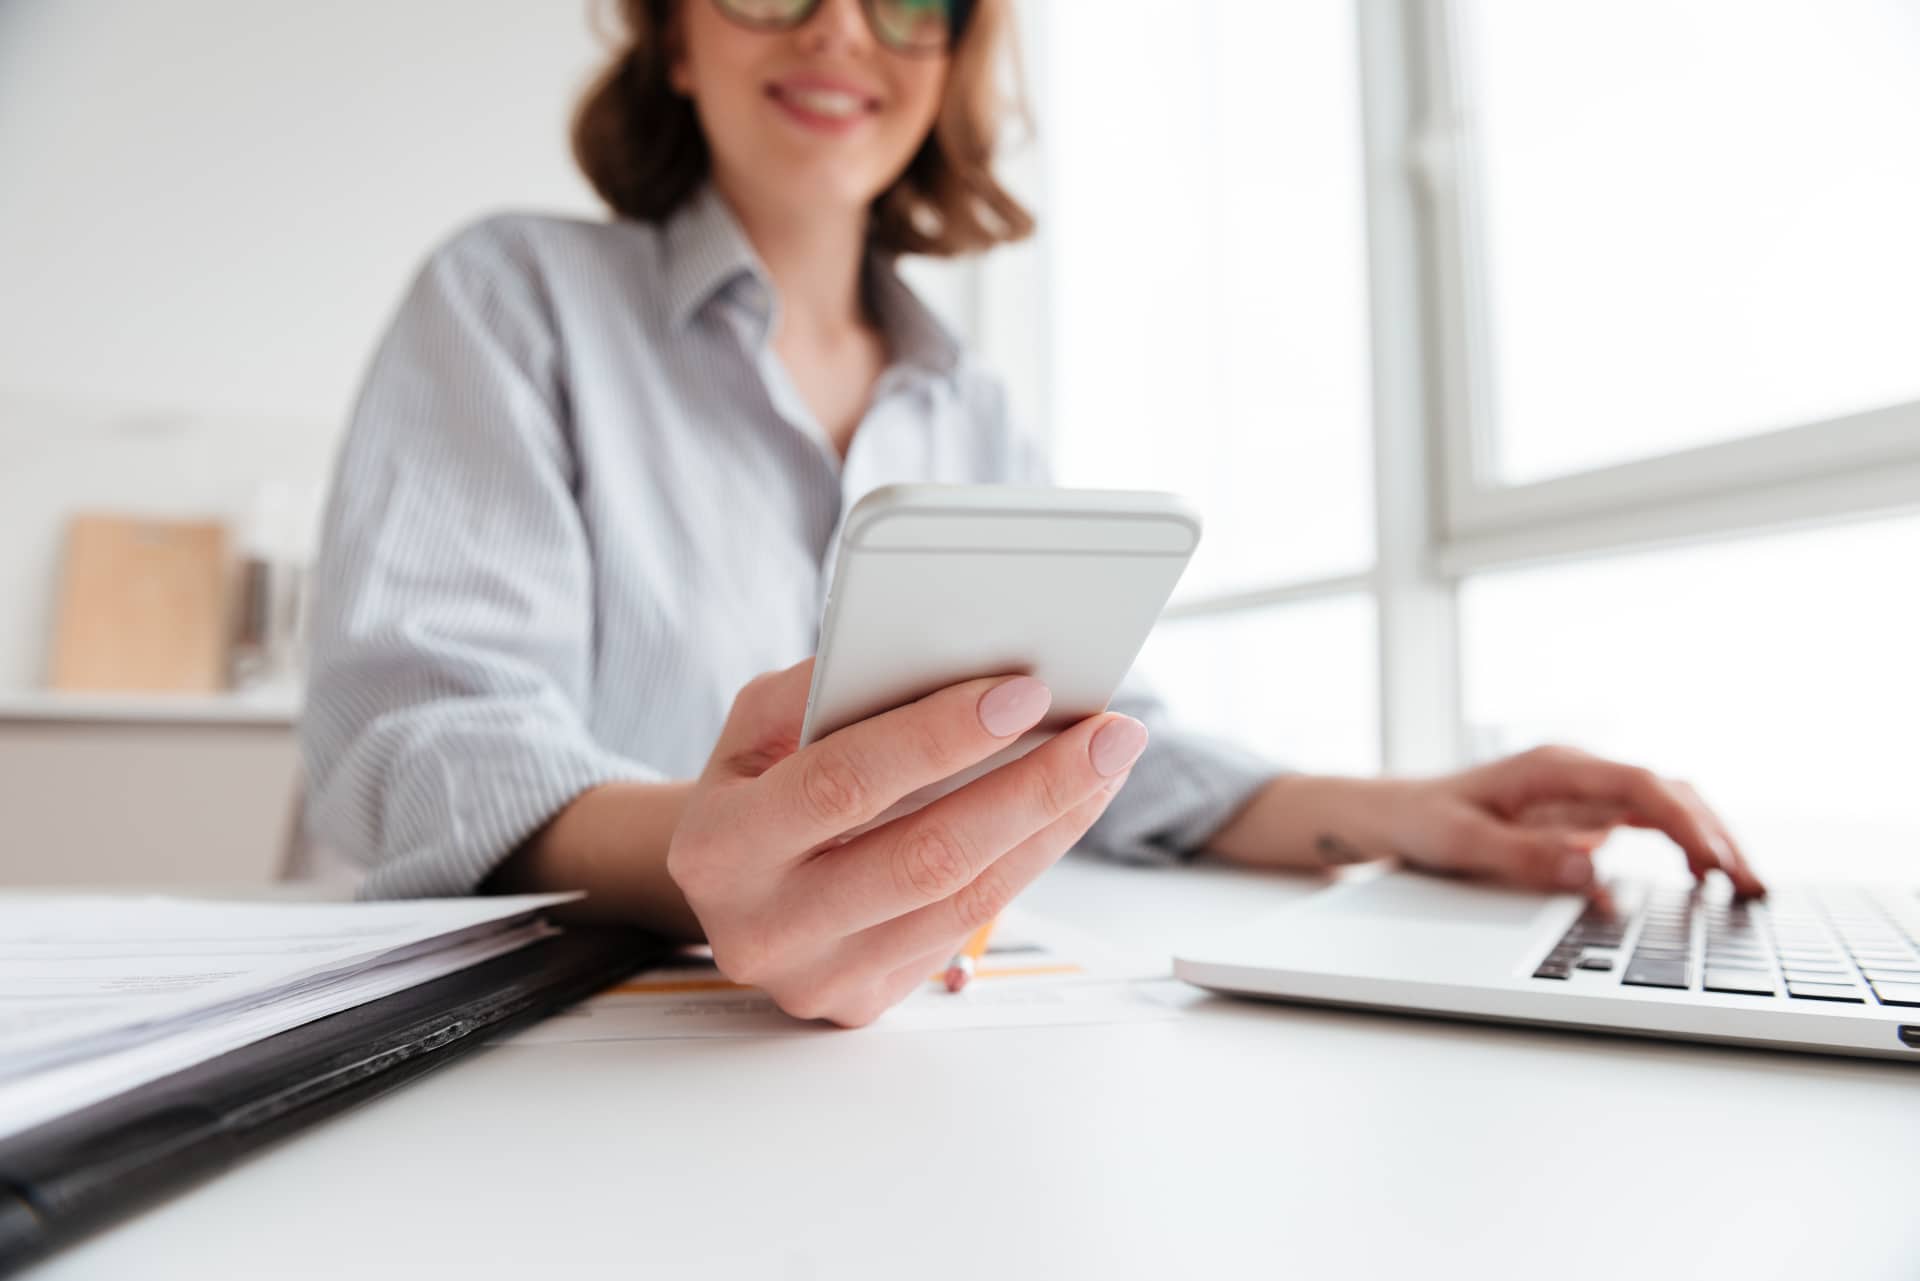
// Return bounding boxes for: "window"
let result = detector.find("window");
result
[1039,0,1374,602]
[1428,2,1920,862]
[1028,0,1378,771]
[1458,0,1920,484]
[1137,597,1380,775]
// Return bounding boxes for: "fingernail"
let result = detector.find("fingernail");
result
[977,676,1050,738]
[1090,716,1148,777]
[1556,854,1591,889]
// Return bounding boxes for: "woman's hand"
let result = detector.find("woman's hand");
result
[1395,745,1765,896]
[1206,744,1765,898]
[667,658,1146,1027]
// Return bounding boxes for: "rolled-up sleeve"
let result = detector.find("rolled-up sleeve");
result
[300,220,660,899]
[995,403,1288,866]
[1089,676,1287,865]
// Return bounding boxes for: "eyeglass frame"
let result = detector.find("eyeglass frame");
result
[707,0,976,57]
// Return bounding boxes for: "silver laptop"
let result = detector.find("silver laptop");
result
[1173,870,1920,1063]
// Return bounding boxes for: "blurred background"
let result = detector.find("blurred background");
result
[1,0,1915,886]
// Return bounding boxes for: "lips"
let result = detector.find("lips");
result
[773,85,870,118]
[766,75,881,133]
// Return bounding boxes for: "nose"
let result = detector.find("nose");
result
[796,0,875,54]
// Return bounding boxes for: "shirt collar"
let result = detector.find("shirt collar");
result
[864,254,963,389]
[662,184,767,333]
[661,185,964,390]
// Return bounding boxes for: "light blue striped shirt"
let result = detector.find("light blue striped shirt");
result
[301,185,1282,900]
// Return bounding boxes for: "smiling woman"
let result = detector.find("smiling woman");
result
[301,0,1765,1031]
[571,0,1029,254]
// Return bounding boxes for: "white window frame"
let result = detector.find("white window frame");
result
[1398,0,1920,579]
[1364,0,1920,770]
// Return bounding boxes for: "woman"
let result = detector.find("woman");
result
[301,0,1763,1027]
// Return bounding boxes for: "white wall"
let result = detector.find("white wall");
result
[0,0,605,685]
[0,0,996,691]
[0,0,612,425]
[0,0,622,691]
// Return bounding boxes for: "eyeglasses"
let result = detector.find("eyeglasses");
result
[710,0,971,57]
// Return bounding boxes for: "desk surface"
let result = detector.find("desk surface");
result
[34,854,1920,1281]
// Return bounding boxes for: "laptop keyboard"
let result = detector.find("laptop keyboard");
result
[1532,881,1920,1007]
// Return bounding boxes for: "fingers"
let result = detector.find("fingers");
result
[1507,748,1765,899]
[844,770,1127,972]
[808,777,1127,1027]
[1575,761,1764,898]
[757,768,1129,1028]
[743,673,1057,860]
[704,656,815,782]
[1637,779,1767,899]
[792,713,1145,936]
[876,942,965,1016]
[793,944,952,1030]
[683,661,1141,1029]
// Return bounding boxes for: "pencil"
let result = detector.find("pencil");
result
[942,918,998,993]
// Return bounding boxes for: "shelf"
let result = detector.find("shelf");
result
[0,688,301,726]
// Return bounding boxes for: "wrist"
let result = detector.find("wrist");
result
[1204,773,1428,871]
[486,779,703,938]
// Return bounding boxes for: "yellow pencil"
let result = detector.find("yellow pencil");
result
[942,918,998,993]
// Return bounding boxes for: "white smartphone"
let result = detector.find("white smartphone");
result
[799,483,1201,826]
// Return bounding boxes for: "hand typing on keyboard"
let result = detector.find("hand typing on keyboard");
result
[1204,743,1766,899]
[1404,744,1766,898]
[1198,741,1766,902]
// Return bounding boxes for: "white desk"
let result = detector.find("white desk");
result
[34,854,1920,1280]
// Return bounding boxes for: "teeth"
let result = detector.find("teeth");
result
[782,87,866,118]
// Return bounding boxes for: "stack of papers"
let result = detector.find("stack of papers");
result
[0,892,575,1143]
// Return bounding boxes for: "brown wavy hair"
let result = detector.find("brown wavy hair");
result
[571,0,1034,257]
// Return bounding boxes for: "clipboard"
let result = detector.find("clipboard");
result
[0,926,668,1275]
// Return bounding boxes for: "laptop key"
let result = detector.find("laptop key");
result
[1533,952,1576,979]
[1870,983,1920,1007]
[1704,969,1777,995]
[1623,959,1690,989]
[1782,968,1853,982]
[1785,981,1866,1003]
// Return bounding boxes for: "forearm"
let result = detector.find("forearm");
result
[484,779,704,939]
[1202,774,1422,871]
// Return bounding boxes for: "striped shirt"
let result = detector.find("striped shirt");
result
[301,185,1282,900]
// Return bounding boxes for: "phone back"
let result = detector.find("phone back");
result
[800,484,1201,754]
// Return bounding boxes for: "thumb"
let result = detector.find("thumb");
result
[707,656,817,782]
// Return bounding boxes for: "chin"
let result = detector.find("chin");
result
[766,157,896,213]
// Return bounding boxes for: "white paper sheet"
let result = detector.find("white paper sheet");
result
[0,893,576,1079]
[0,918,554,1143]
[496,910,1179,1044]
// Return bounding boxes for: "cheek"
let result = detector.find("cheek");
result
[901,68,947,134]
[678,15,771,130]
[882,68,947,154]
